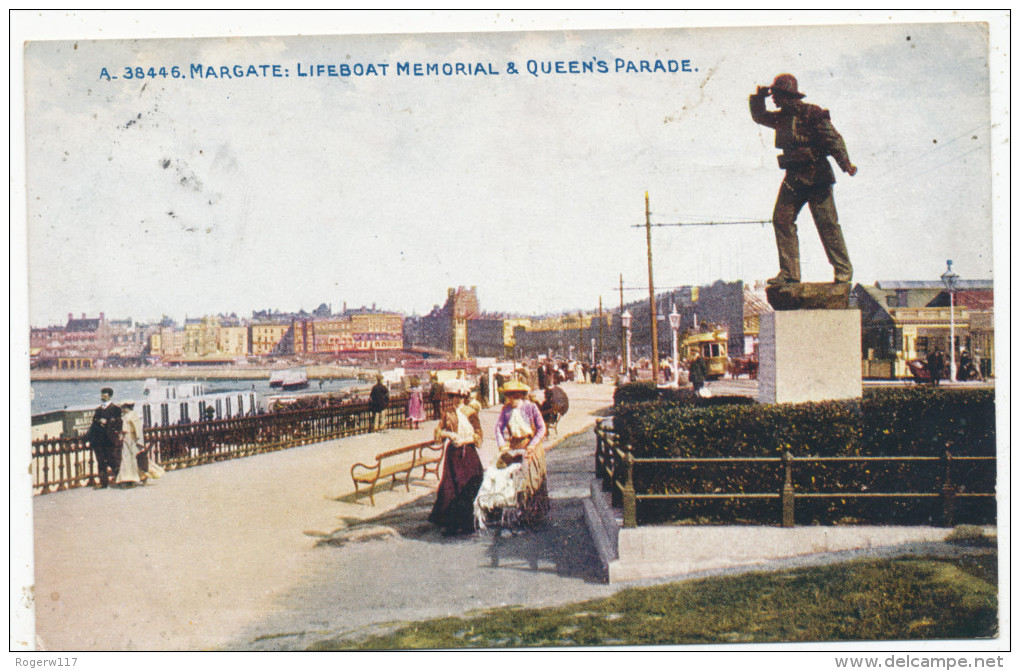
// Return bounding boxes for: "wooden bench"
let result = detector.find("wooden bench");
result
[350,440,443,505]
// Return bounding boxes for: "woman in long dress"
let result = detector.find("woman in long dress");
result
[429,386,484,536]
[407,379,426,429]
[494,379,546,455]
[491,379,549,525]
[115,400,146,487]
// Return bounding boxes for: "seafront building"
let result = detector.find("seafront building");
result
[31,308,407,368]
[290,311,403,355]
[28,277,995,379]
[853,280,995,379]
[30,313,155,369]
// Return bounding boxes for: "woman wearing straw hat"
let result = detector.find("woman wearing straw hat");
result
[429,385,484,536]
[490,378,549,526]
[494,379,546,456]
[115,400,145,487]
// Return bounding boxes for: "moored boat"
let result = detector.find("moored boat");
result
[268,370,287,388]
[31,379,261,439]
[280,368,309,390]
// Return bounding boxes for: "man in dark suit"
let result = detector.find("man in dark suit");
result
[87,387,123,488]
[369,375,390,432]
[927,348,945,387]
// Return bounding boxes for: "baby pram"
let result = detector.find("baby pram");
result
[473,446,549,534]
[906,359,932,385]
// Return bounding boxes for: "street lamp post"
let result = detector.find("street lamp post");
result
[669,304,681,387]
[622,309,633,381]
[591,338,596,366]
[941,260,959,382]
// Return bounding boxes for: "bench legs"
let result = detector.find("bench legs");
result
[391,472,412,493]
[353,480,378,506]
[355,458,441,506]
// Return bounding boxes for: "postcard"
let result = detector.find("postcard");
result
[11,10,1010,663]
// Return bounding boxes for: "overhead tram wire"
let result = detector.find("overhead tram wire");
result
[627,215,771,294]
[895,142,988,185]
[840,138,989,209]
[865,122,988,183]
[630,219,771,228]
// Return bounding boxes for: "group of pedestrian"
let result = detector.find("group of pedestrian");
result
[428,377,547,537]
[373,371,492,434]
[86,387,163,489]
[925,347,984,386]
[536,360,589,389]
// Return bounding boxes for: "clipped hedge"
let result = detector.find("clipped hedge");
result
[610,386,996,526]
[615,387,995,458]
[614,381,759,408]
[613,381,660,405]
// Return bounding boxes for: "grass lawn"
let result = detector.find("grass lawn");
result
[312,550,997,650]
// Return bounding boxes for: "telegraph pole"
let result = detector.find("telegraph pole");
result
[578,311,585,361]
[645,192,659,384]
[619,274,625,363]
[598,296,604,363]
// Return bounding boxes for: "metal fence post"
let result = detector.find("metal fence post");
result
[622,450,637,528]
[781,450,795,528]
[941,450,956,527]
[38,450,50,495]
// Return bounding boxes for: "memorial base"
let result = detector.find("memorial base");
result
[766,281,850,310]
[758,310,861,405]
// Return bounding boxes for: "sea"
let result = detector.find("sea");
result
[29,377,363,416]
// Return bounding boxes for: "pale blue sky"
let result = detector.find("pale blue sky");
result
[20,15,1002,326]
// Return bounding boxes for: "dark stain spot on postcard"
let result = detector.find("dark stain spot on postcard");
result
[160,158,204,193]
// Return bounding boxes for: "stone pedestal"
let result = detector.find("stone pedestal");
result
[766,281,850,310]
[758,310,862,404]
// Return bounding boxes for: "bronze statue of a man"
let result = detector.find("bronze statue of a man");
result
[750,73,857,285]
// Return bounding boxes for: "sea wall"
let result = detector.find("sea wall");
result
[30,365,373,382]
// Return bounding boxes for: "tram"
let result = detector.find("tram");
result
[680,327,730,380]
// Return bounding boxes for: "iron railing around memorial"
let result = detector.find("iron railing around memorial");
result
[594,419,996,528]
[31,394,457,495]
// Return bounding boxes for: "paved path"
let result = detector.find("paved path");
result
[32,382,618,651]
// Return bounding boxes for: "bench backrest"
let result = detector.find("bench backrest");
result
[374,440,439,461]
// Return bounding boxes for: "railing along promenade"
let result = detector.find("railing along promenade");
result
[31,395,456,495]
[594,419,996,528]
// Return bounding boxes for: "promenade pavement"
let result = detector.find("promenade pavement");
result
[31,381,619,651]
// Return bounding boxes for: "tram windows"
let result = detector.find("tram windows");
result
[702,343,727,358]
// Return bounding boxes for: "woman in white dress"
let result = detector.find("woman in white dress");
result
[116,400,146,487]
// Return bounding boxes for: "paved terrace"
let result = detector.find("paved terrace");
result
[32,381,620,651]
[31,377,990,650]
